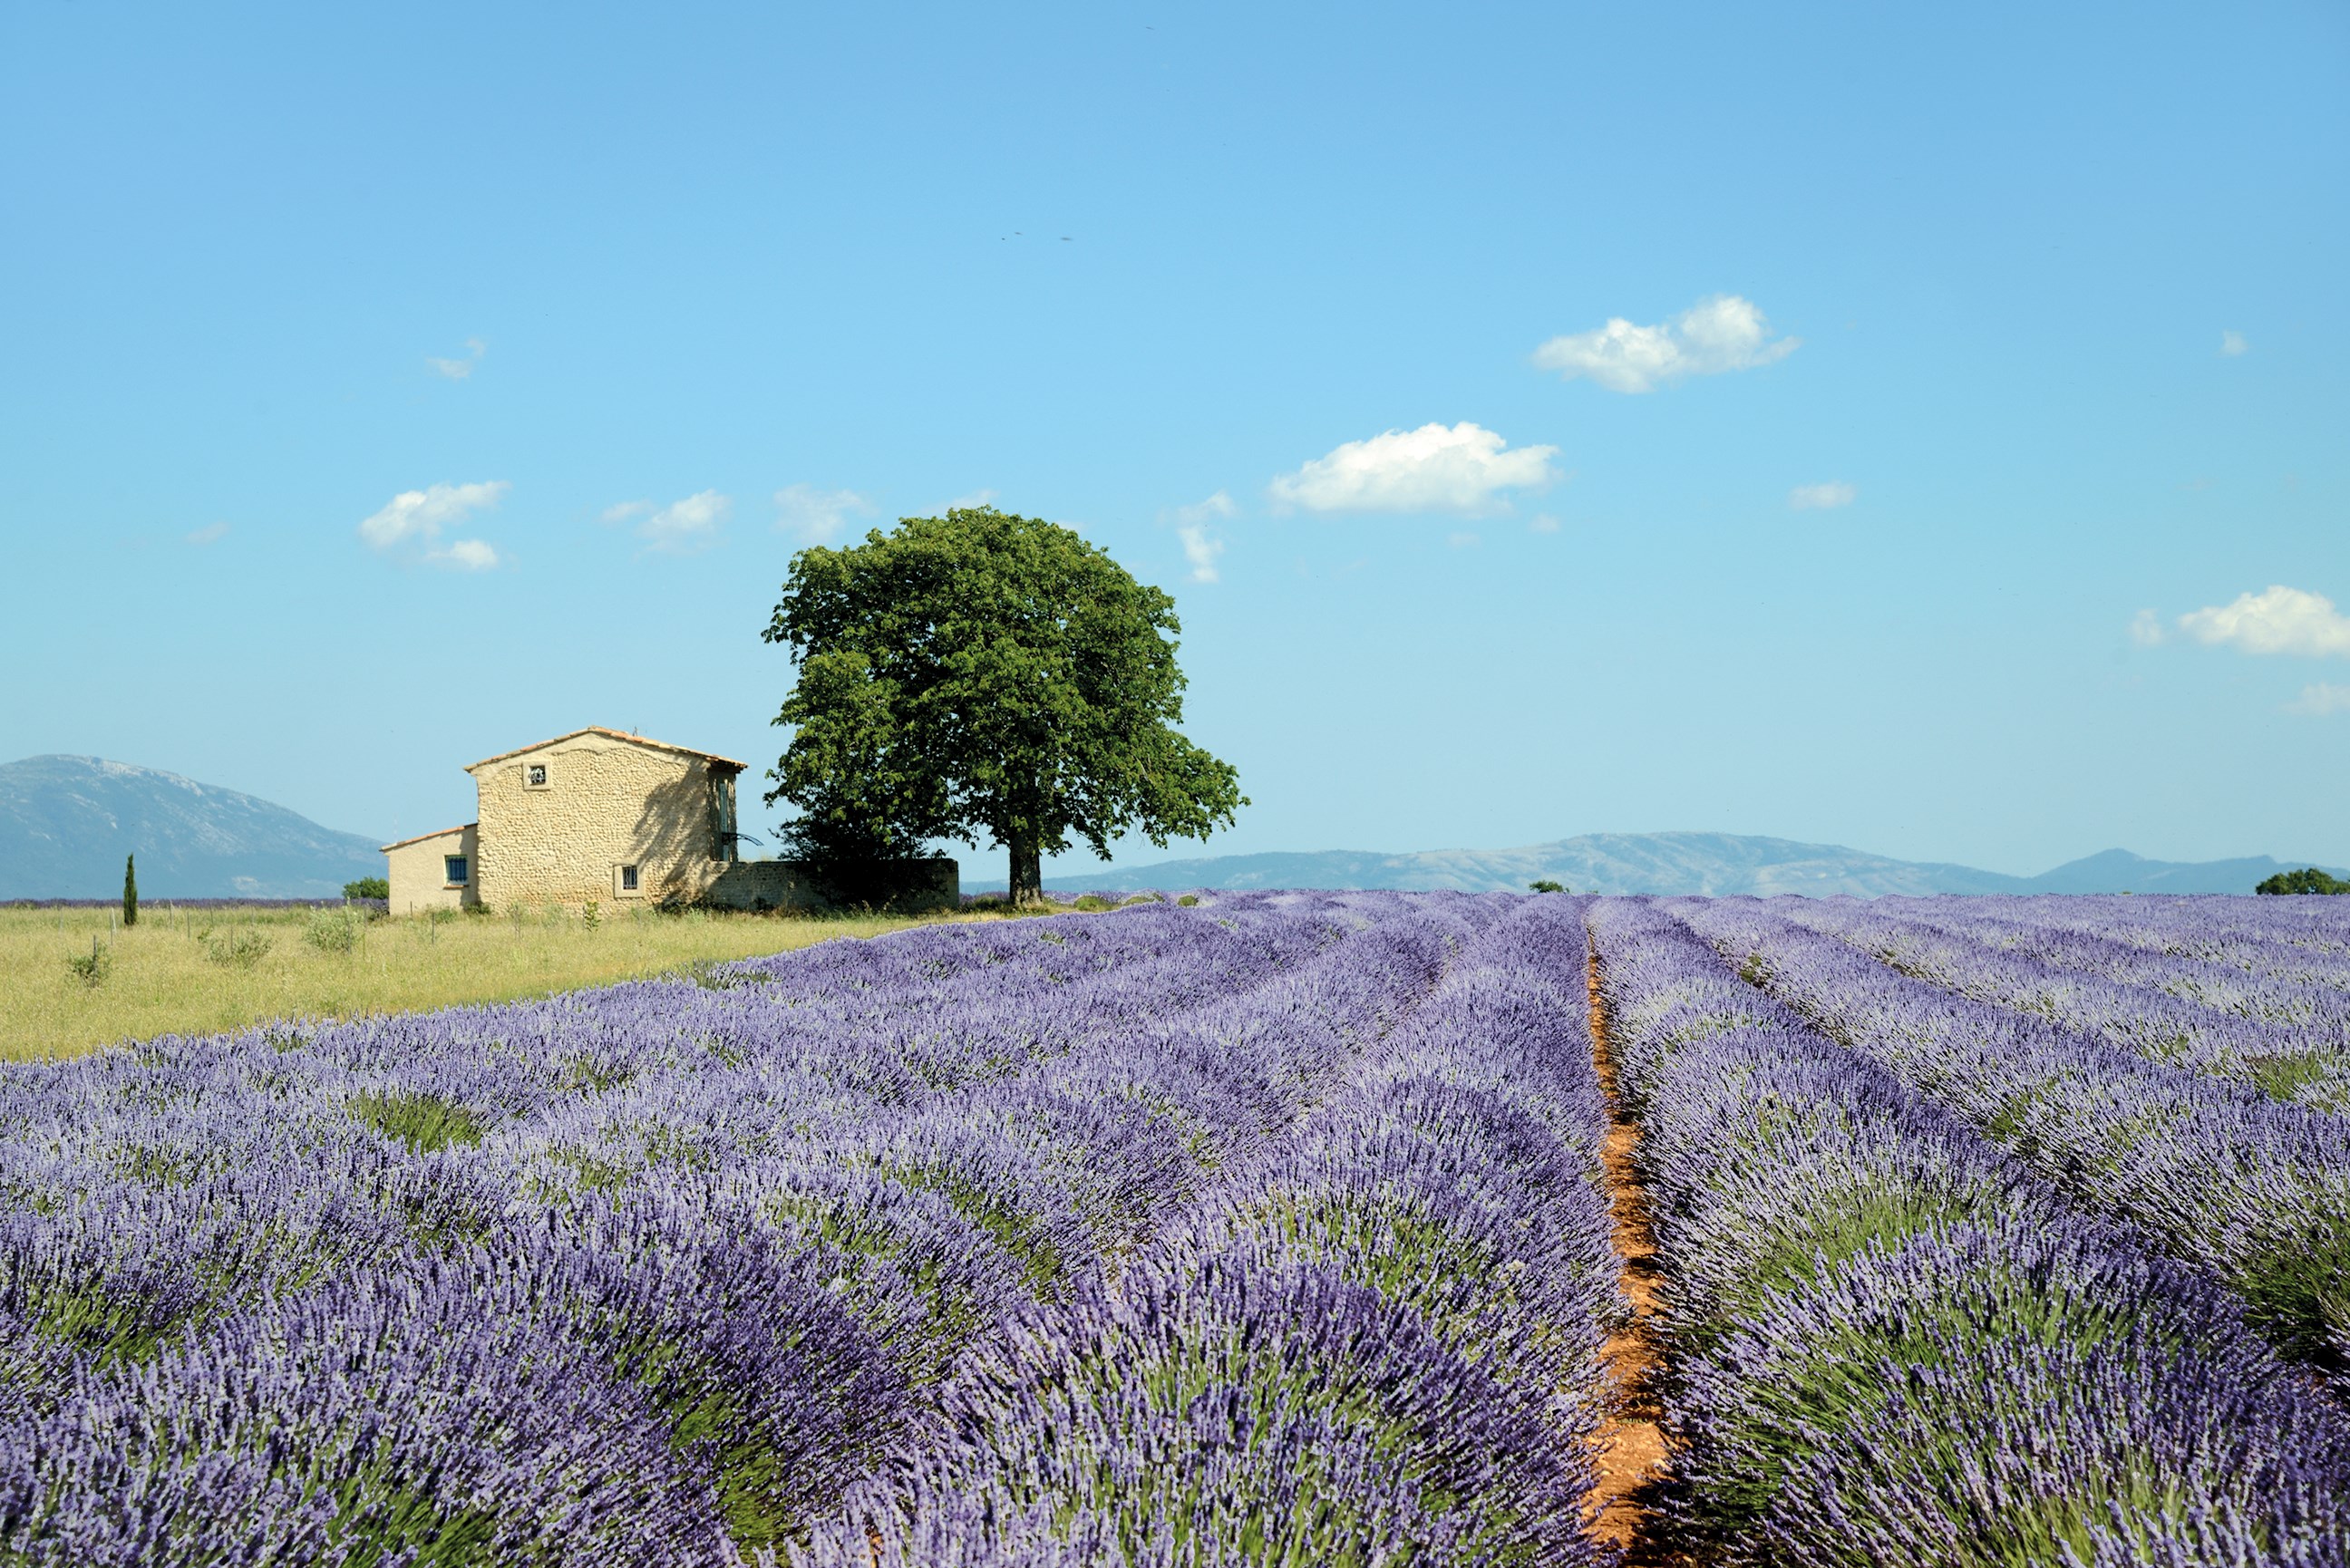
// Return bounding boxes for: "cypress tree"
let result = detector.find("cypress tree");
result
[123,854,138,927]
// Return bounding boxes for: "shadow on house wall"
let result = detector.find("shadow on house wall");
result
[625,769,726,902]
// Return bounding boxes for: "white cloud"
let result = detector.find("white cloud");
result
[2288,683,2350,716]
[429,538,500,571]
[185,522,229,546]
[1267,421,1559,515]
[427,338,487,380]
[2178,585,2350,657]
[1177,525,1224,583]
[600,500,654,525]
[2219,330,2248,357]
[1534,295,1799,393]
[1447,531,1481,549]
[2129,609,2167,647]
[1528,514,1561,535]
[359,480,509,551]
[1789,481,1857,510]
[774,484,878,546]
[944,489,999,512]
[636,490,730,555]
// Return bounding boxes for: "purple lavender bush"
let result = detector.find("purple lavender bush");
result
[1672,896,2350,1379]
[1588,897,2350,1565]
[804,1246,1607,1568]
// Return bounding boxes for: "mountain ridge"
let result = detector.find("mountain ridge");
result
[1019,830,2348,898]
[0,755,384,899]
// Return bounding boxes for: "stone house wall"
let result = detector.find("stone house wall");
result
[468,731,739,912]
[382,823,479,915]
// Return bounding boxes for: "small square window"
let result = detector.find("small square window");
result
[525,763,549,789]
[444,856,469,886]
[620,865,639,892]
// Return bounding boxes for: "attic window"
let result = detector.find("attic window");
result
[526,763,549,789]
[444,856,469,886]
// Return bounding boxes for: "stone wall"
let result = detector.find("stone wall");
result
[469,732,736,911]
[703,857,960,913]
[384,824,477,915]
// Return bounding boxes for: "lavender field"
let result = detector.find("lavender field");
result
[2,892,2347,1564]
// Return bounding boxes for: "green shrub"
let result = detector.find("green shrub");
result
[305,906,366,954]
[65,939,111,987]
[343,876,390,900]
[2256,867,2350,895]
[1177,894,1201,907]
[1527,879,1566,894]
[201,927,273,968]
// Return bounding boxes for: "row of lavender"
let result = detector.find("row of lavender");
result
[0,892,1627,1565]
[1777,895,2350,1110]
[1672,897,2350,1384]
[0,894,1394,1561]
[801,894,1623,1565]
[1589,899,2350,1564]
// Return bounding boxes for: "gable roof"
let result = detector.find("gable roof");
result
[381,822,476,853]
[464,726,747,774]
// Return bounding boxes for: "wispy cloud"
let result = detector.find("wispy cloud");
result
[600,500,655,525]
[634,491,731,555]
[2219,330,2248,358]
[943,489,999,513]
[1165,492,1235,584]
[1268,422,1559,515]
[1534,295,1798,394]
[185,522,230,547]
[2288,683,2350,716]
[1446,531,1481,549]
[1177,525,1225,583]
[359,481,509,565]
[1789,481,1857,510]
[1528,513,1560,535]
[429,538,500,570]
[2129,609,2167,647]
[1172,491,1237,528]
[2178,586,2350,657]
[774,484,878,546]
[427,338,487,380]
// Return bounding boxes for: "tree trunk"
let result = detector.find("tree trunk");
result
[1008,828,1044,907]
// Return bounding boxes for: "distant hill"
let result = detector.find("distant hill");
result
[0,755,384,899]
[1018,830,2350,898]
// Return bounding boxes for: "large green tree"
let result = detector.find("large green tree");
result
[762,506,1245,904]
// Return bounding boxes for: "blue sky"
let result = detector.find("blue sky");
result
[4,1,2345,879]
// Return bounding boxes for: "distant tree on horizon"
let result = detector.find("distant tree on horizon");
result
[762,506,1245,905]
[2256,866,2350,895]
[1529,879,1567,894]
[122,854,137,927]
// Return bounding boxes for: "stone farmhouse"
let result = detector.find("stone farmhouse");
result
[379,726,957,915]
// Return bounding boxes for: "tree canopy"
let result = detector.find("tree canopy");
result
[2256,867,2350,895]
[762,507,1245,904]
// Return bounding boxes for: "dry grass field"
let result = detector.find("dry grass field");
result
[0,902,944,1063]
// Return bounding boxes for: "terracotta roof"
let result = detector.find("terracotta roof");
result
[380,822,477,853]
[464,726,748,774]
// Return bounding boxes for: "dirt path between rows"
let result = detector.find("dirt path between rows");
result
[1584,938,1684,1563]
